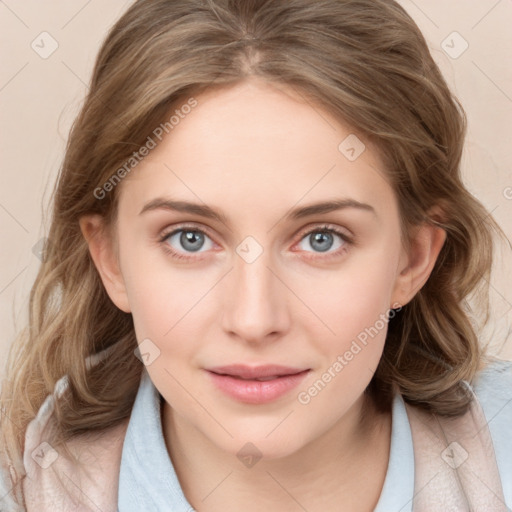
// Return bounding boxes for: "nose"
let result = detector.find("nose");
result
[221,247,290,344]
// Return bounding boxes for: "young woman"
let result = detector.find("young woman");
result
[1,0,511,510]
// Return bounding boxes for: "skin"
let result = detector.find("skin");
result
[81,77,446,511]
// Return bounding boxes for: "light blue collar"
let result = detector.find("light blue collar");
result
[373,392,415,511]
[118,368,195,512]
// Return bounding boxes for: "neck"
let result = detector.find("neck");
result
[162,393,391,512]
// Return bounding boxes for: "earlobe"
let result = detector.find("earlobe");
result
[391,220,447,308]
[79,215,131,313]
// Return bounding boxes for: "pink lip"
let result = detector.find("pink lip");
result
[205,365,310,404]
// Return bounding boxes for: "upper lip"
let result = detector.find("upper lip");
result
[207,364,310,379]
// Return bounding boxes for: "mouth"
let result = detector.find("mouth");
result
[205,364,311,404]
[207,364,310,380]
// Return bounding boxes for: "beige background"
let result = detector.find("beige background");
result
[1,0,511,382]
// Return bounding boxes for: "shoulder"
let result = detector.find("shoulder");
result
[472,357,512,393]
[470,355,512,424]
[470,357,512,505]
[471,357,512,418]
[0,450,24,511]
[22,377,130,512]
[400,358,512,510]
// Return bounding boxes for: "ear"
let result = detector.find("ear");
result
[391,210,447,308]
[79,215,131,313]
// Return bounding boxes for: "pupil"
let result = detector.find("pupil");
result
[311,232,332,252]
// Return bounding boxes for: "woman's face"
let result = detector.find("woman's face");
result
[106,78,410,459]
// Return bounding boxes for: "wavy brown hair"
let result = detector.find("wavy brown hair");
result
[1,0,507,505]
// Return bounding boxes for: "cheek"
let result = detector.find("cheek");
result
[294,249,398,344]
[336,271,395,343]
[118,228,188,326]
[294,266,394,416]
[127,276,199,354]
[290,247,399,405]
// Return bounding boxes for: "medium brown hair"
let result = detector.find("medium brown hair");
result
[1,0,506,503]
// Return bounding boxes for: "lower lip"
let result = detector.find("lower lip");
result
[206,370,310,404]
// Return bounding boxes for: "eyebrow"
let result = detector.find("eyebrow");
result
[139,197,376,224]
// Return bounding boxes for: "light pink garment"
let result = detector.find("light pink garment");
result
[405,382,507,511]
[2,378,506,511]
[22,421,127,512]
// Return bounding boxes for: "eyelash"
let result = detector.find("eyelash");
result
[157,223,354,262]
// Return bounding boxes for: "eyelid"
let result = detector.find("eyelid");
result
[158,222,218,244]
[158,222,352,244]
[294,222,353,242]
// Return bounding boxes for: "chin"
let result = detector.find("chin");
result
[208,425,311,463]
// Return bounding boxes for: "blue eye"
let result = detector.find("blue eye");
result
[162,228,214,256]
[297,227,350,254]
[159,223,352,262]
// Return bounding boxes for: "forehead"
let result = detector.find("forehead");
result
[117,78,395,222]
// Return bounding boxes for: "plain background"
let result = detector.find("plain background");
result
[1,0,511,383]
